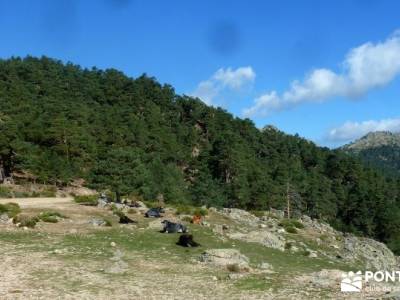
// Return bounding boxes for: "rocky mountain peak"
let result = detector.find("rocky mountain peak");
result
[342,131,400,151]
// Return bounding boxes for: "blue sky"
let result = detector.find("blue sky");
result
[1,0,400,147]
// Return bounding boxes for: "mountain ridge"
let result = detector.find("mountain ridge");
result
[341,131,400,176]
[341,131,400,152]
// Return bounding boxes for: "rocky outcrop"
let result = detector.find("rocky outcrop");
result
[199,249,250,271]
[343,235,398,271]
[213,207,399,270]
[228,231,286,251]
[219,208,260,227]
[296,269,343,289]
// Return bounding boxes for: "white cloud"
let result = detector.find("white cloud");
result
[327,118,400,142]
[243,30,400,117]
[191,66,255,105]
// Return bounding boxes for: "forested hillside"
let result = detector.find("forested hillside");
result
[1,57,400,252]
[342,131,400,176]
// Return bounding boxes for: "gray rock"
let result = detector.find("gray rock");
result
[297,269,343,289]
[132,201,148,212]
[0,213,10,223]
[308,251,318,258]
[134,201,147,208]
[199,249,250,271]
[105,260,128,274]
[228,273,246,280]
[343,235,397,270]
[257,262,273,270]
[89,218,107,226]
[208,207,218,213]
[269,208,285,219]
[228,231,286,251]
[97,199,108,208]
[113,203,127,210]
[220,208,260,227]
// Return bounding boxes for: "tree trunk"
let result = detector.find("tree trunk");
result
[286,181,291,219]
[116,191,121,203]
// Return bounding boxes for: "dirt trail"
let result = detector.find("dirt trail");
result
[0,197,73,208]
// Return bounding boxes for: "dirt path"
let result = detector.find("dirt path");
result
[0,197,73,208]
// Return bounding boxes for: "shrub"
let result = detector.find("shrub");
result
[0,202,21,218]
[103,218,112,227]
[13,215,39,228]
[13,191,31,198]
[127,208,137,214]
[320,234,329,241]
[104,191,115,202]
[227,264,241,273]
[40,190,57,197]
[265,212,279,220]
[285,226,298,234]
[143,200,158,209]
[113,209,125,218]
[0,186,12,198]
[284,242,293,250]
[30,191,41,198]
[176,205,208,216]
[250,210,265,218]
[181,216,192,223]
[22,218,38,228]
[193,208,208,217]
[38,211,65,223]
[74,195,98,206]
[291,220,304,229]
[175,205,193,215]
[278,219,304,231]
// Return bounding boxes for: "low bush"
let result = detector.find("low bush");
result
[113,209,125,218]
[193,208,208,217]
[176,205,208,217]
[291,220,304,229]
[38,211,66,223]
[181,216,192,223]
[175,205,193,215]
[284,242,293,250]
[227,264,241,273]
[103,218,112,227]
[74,195,98,206]
[13,191,31,198]
[250,210,265,218]
[127,208,137,214]
[285,226,298,234]
[0,202,21,218]
[13,215,39,228]
[278,219,304,231]
[0,186,12,198]
[30,191,41,198]
[40,190,57,197]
